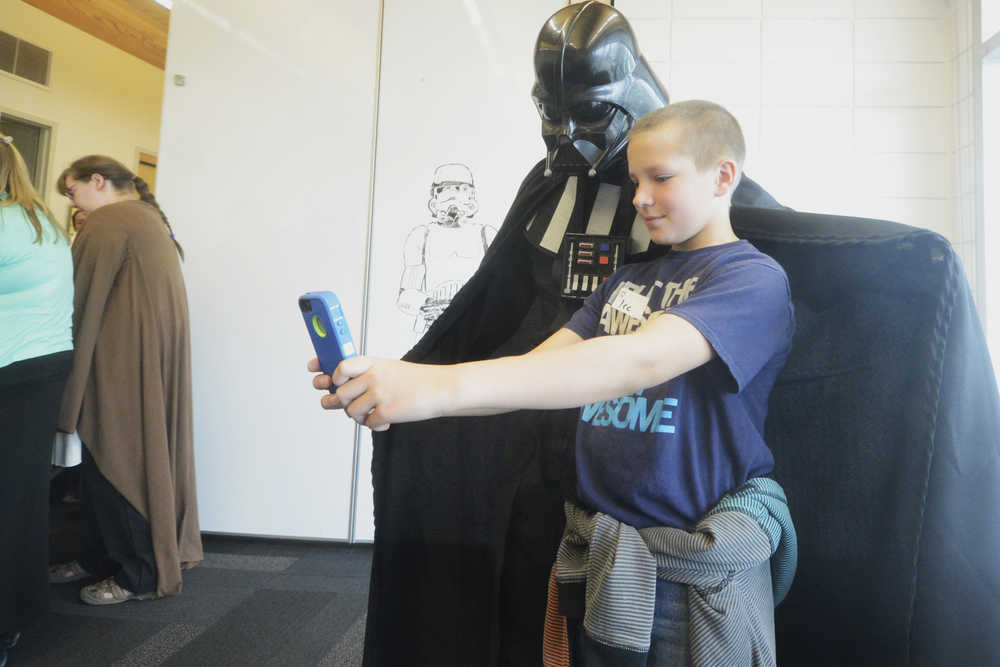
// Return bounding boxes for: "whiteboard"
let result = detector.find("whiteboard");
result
[353,0,565,540]
[157,0,379,539]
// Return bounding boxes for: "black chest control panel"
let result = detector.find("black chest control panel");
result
[558,233,629,300]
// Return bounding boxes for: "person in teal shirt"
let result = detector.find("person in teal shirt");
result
[0,135,73,667]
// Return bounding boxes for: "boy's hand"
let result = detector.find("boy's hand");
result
[308,356,448,431]
[308,356,366,410]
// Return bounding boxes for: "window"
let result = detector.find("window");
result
[0,30,51,86]
[0,32,16,73]
[981,1,1000,377]
[984,0,1000,40]
[0,114,52,192]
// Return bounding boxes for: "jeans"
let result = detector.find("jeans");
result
[567,578,689,666]
[649,578,689,666]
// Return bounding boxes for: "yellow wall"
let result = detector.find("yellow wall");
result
[1,0,164,225]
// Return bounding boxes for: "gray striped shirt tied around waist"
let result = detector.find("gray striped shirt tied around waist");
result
[551,477,797,667]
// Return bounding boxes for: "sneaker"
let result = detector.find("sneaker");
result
[79,577,156,606]
[48,561,91,584]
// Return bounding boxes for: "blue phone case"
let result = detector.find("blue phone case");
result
[299,291,358,381]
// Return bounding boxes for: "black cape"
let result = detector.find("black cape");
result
[732,207,1000,666]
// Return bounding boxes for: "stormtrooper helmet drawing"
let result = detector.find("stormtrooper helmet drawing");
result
[427,163,480,227]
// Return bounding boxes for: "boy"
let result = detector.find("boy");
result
[312,100,795,665]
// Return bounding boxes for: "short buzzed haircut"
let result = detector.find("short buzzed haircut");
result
[629,100,746,172]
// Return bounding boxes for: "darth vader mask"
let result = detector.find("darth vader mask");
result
[531,2,669,177]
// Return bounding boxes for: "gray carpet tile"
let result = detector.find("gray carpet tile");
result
[159,589,339,667]
[259,599,367,667]
[178,565,281,590]
[48,579,257,627]
[39,516,374,666]
[317,612,366,667]
[109,624,204,667]
[13,615,176,667]
[198,553,299,572]
[201,535,321,558]
[263,573,371,595]
[284,546,373,578]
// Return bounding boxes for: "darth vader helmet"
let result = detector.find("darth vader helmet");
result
[531,2,669,177]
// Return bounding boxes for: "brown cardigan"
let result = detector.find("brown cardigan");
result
[58,199,202,596]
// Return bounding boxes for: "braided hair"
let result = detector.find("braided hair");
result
[57,155,184,259]
[133,175,183,259]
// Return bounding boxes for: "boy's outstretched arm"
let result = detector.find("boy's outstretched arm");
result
[310,313,713,431]
[307,328,584,429]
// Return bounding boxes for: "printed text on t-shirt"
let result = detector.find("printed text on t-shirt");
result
[580,390,680,434]
[598,277,700,335]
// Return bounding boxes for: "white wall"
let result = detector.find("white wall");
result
[619,0,956,241]
[157,0,379,539]
[354,0,564,540]
[0,0,164,223]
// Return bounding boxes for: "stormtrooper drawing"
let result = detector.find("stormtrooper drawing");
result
[396,163,497,334]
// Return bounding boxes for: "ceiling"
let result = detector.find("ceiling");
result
[24,0,169,69]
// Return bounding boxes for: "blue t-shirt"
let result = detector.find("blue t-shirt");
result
[0,194,73,368]
[564,240,794,529]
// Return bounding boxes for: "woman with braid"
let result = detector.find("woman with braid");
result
[49,155,202,605]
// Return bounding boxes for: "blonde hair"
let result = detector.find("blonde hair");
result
[0,136,64,244]
[629,100,746,172]
[58,154,184,259]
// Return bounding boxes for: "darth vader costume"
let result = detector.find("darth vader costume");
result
[363,4,782,666]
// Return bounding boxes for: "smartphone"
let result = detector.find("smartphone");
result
[299,291,358,385]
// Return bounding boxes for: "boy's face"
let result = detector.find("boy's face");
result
[627,123,731,251]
